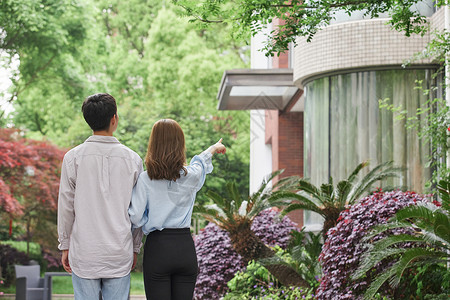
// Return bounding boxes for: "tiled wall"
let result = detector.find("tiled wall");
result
[293,8,445,88]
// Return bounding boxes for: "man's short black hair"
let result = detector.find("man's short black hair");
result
[82,93,117,131]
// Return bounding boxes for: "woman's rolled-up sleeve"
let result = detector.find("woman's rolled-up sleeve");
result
[188,151,213,192]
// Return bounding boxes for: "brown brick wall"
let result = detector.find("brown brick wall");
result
[279,112,303,178]
[279,112,304,227]
[265,110,304,227]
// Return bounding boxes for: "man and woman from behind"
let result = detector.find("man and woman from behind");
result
[57,93,226,300]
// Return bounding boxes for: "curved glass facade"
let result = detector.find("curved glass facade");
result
[304,69,435,225]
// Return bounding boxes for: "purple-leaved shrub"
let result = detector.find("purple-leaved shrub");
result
[252,208,296,249]
[0,244,30,286]
[316,190,430,300]
[194,208,298,300]
[194,222,243,300]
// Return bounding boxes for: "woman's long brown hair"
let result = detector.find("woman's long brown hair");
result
[145,119,187,181]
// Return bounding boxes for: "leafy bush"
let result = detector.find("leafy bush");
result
[1,241,41,257]
[194,222,244,300]
[402,264,450,299]
[225,260,272,298]
[353,179,450,299]
[0,243,30,287]
[225,229,322,299]
[0,241,63,274]
[42,249,62,270]
[316,190,430,299]
[194,209,298,300]
[251,209,297,249]
[2,241,47,269]
[224,260,315,300]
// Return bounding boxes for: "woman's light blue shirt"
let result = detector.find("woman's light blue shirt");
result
[128,151,213,234]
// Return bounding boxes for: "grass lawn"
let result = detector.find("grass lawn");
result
[130,272,145,295]
[1,272,145,295]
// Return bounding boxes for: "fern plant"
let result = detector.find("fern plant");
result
[353,179,450,299]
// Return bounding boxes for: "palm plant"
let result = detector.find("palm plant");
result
[278,161,403,238]
[353,179,450,299]
[194,170,308,287]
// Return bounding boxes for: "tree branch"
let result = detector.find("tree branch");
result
[123,23,145,58]
[192,15,224,23]
[8,54,57,103]
[34,112,47,135]
[179,0,373,25]
[178,4,224,23]
[2,30,22,50]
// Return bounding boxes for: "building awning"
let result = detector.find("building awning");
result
[217,69,303,111]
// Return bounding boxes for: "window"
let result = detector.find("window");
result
[303,69,436,229]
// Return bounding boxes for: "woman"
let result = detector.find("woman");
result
[128,119,226,300]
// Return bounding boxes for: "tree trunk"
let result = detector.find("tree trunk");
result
[228,224,308,287]
[26,217,31,256]
[322,206,342,239]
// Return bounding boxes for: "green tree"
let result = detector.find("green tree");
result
[1,0,93,135]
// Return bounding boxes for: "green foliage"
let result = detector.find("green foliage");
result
[379,91,450,189]
[1,241,47,271]
[406,30,450,67]
[406,264,450,299]
[438,178,450,211]
[388,22,450,191]
[224,260,315,300]
[174,0,435,56]
[226,260,271,296]
[0,243,30,287]
[1,0,95,140]
[353,179,450,299]
[194,172,310,288]
[1,241,41,258]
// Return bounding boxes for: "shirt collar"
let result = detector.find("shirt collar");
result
[85,135,120,144]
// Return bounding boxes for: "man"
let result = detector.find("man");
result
[57,93,143,300]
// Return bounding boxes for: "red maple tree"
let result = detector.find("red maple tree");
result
[0,128,66,250]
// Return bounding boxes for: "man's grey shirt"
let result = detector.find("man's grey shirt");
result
[58,135,143,279]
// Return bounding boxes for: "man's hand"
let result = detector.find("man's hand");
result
[61,250,72,273]
[132,252,138,270]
